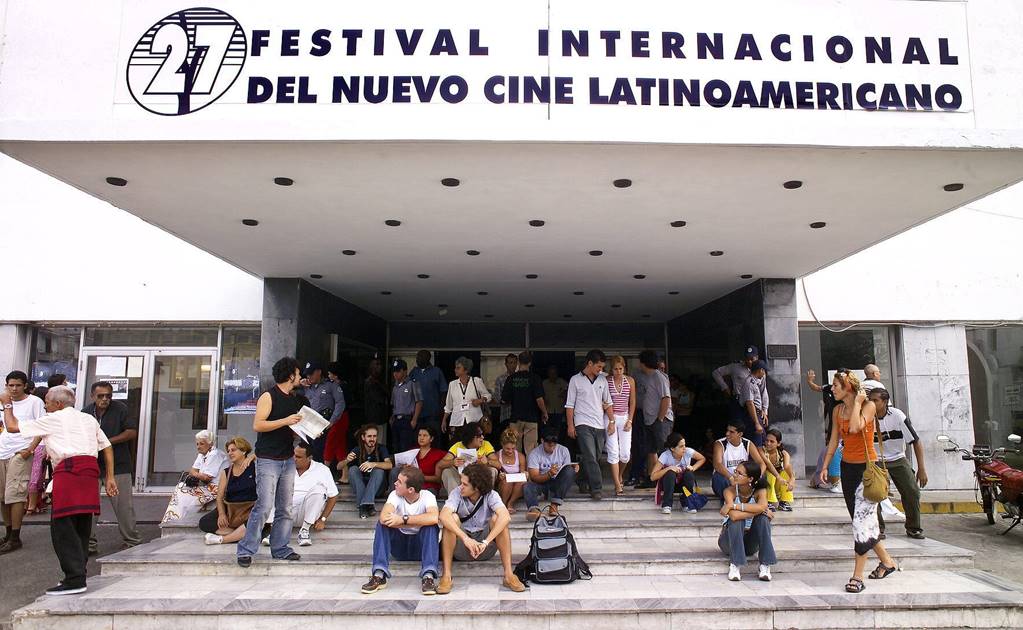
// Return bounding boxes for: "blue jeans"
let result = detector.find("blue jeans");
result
[712,471,731,499]
[718,514,776,567]
[371,522,439,578]
[350,466,386,506]
[237,457,296,559]
[524,466,576,509]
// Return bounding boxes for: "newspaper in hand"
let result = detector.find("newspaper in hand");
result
[290,406,330,443]
[394,448,419,468]
[456,448,478,473]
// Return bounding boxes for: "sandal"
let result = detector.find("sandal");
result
[615,486,625,496]
[845,577,865,593]
[868,562,900,580]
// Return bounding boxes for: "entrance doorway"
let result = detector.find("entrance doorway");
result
[76,347,219,492]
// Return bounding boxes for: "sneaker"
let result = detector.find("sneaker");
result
[779,501,793,512]
[282,552,301,561]
[728,564,741,582]
[366,505,377,517]
[0,539,22,554]
[421,575,437,595]
[45,583,87,596]
[590,491,603,501]
[661,506,672,514]
[768,502,778,512]
[237,556,252,568]
[759,565,772,582]
[260,536,270,546]
[907,529,926,540]
[830,484,844,494]
[361,575,388,594]
[203,533,223,545]
[358,505,368,519]
[298,528,312,547]
[685,507,698,514]
[623,478,638,487]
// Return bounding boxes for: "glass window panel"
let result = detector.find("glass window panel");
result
[220,327,260,447]
[85,326,217,347]
[966,326,1023,451]
[31,326,82,390]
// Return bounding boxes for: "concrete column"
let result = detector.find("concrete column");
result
[895,324,974,490]
[762,280,804,474]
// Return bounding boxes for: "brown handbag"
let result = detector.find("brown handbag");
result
[861,416,890,503]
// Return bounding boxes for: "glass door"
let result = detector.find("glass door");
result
[78,347,219,492]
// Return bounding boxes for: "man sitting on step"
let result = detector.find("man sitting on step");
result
[263,443,338,547]
[437,462,526,594]
[524,427,578,521]
[361,465,440,596]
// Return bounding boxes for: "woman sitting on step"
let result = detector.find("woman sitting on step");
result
[161,430,228,524]
[650,432,706,514]
[718,460,777,582]
[201,437,256,545]
[763,429,795,512]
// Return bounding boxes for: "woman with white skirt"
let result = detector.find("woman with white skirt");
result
[605,355,635,496]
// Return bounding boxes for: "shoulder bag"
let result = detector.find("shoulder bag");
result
[860,416,890,503]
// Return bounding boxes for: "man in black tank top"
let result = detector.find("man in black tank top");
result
[236,357,309,567]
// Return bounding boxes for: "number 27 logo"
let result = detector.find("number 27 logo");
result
[127,8,247,116]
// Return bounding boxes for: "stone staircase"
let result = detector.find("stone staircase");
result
[11,487,1023,629]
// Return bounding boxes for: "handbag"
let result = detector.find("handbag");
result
[860,417,890,503]
[472,377,492,420]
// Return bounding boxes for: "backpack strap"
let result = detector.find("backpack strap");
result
[459,496,487,524]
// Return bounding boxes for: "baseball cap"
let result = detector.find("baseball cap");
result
[303,361,324,377]
[390,358,408,372]
[744,345,759,359]
[542,427,560,442]
[751,359,768,373]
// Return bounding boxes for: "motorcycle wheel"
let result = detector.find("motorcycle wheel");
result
[981,485,996,525]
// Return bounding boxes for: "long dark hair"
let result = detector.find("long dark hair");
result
[737,460,768,491]
[766,428,785,453]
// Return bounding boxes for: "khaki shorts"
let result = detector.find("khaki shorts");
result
[0,454,33,505]
[453,526,498,562]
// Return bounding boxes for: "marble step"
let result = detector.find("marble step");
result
[100,533,973,578]
[161,507,858,540]
[13,569,1023,630]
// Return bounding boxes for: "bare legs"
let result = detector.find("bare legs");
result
[498,481,524,513]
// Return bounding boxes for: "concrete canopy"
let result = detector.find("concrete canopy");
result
[3,139,1021,322]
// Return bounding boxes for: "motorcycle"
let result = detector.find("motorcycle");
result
[937,433,1023,534]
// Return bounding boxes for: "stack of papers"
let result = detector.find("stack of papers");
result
[290,406,330,443]
[457,448,478,473]
[394,449,420,467]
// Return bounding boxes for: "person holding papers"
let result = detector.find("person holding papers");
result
[390,427,447,493]
[437,423,498,495]
[236,357,308,568]
[495,428,528,513]
[524,427,578,521]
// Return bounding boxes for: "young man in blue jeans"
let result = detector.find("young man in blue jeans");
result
[237,357,307,567]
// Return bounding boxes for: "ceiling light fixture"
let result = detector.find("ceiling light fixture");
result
[563,314,572,318]
[668,291,679,295]
[441,177,460,187]
[524,303,535,308]
[529,219,545,227]
[642,314,652,318]
[709,251,724,257]
[384,219,402,227]
[404,313,414,318]
[589,250,603,256]
[309,274,323,279]
[342,249,357,255]
[573,291,585,296]
[633,274,646,279]
[484,314,495,318]
[670,220,687,228]
[525,274,539,279]
[613,178,633,188]
[380,291,392,295]
[477,291,489,296]
[783,180,803,190]
[466,250,480,256]
[273,177,294,186]
[740,274,754,279]
[417,274,430,279]
[809,222,827,229]
[241,219,259,227]
[437,303,448,308]
[943,183,964,192]
[610,304,622,308]
[105,176,128,187]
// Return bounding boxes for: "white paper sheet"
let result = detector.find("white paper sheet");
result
[394,449,419,467]
[290,406,330,443]
[456,448,477,473]
[127,356,144,378]
[504,472,527,483]
[96,356,127,377]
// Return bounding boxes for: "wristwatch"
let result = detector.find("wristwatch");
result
[402,514,410,525]
[2,403,11,410]
[318,516,327,523]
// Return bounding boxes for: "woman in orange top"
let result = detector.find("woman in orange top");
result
[819,369,898,593]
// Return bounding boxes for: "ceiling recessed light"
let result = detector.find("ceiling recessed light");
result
[523,304,535,308]
[441,177,461,187]
[642,314,652,318]
[740,274,754,279]
[633,274,646,279]
[668,291,679,295]
[525,274,539,279]
[417,274,430,279]
[563,314,572,318]
[589,250,603,256]
[610,304,622,308]
[809,221,827,229]
[477,291,489,296]
[380,291,392,295]
[466,250,480,256]
[943,183,964,192]
[105,176,127,187]
[241,219,259,227]
[404,313,414,318]
[309,274,323,279]
[783,180,803,190]
[529,219,545,227]
[384,219,402,227]
[709,250,724,257]
[484,314,495,318]
[273,177,294,187]
[670,220,687,228]
[342,249,357,255]
[573,291,585,296]
[612,178,633,188]
[437,303,448,308]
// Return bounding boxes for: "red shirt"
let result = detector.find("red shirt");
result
[417,448,448,491]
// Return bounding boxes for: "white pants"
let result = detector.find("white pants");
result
[605,414,633,464]
[267,491,327,528]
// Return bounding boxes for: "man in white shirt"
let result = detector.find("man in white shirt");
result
[861,364,885,393]
[361,466,440,595]
[0,370,44,554]
[0,385,117,596]
[869,388,927,540]
[566,349,613,500]
[269,443,338,547]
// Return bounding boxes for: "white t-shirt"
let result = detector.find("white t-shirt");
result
[0,395,46,459]
[565,372,612,429]
[658,447,696,469]
[192,449,228,478]
[386,489,438,534]
[294,460,340,503]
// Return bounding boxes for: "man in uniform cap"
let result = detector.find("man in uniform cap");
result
[712,345,768,429]
[390,359,423,452]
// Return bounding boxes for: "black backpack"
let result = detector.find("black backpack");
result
[514,507,592,585]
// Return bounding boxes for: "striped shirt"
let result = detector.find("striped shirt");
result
[608,374,631,415]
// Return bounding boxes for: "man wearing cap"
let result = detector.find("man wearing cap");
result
[713,345,767,428]
[524,428,578,521]
[297,362,345,463]
[390,359,424,453]
[409,351,447,437]
[739,360,770,447]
